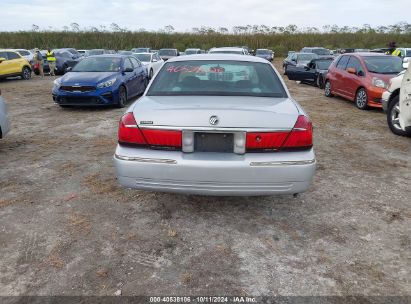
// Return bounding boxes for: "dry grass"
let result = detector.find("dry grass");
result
[67,211,91,235]
[47,242,64,269]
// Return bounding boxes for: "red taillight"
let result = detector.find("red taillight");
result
[118,113,147,145]
[245,115,313,151]
[142,129,182,147]
[246,132,289,150]
[282,115,313,149]
[118,112,182,148]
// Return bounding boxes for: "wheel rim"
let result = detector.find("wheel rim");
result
[325,82,331,95]
[23,68,30,79]
[356,90,367,108]
[390,102,402,130]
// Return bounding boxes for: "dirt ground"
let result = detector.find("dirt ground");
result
[0,59,410,297]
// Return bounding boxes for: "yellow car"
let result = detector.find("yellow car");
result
[0,50,32,80]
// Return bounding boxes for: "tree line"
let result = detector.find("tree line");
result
[1,22,410,57]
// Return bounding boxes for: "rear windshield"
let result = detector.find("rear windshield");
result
[298,54,318,62]
[364,56,404,74]
[134,48,149,53]
[185,50,199,55]
[135,54,151,62]
[311,49,330,56]
[256,50,270,55]
[88,50,105,56]
[159,49,177,56]
[147,60,287,98]
[17,50,30,56]
[316,60,333,70]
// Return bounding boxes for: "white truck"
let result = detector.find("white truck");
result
[382,65,411,136]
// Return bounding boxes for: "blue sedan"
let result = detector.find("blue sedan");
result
[52,55,149,107]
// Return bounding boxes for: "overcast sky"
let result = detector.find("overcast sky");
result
[0,0,409,32]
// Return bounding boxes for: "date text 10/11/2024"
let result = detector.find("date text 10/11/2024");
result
[149,296,257,303]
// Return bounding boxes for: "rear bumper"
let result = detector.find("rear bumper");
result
[114,145,316,196]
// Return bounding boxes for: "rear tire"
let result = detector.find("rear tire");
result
[21,67,31,80]
[387,95,410,137]
[324,80,333,97]
[355,88,368,110]
[117,86,127,108]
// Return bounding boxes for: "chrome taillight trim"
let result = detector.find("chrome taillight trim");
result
[114,154,177,164]
[250,159,316,167]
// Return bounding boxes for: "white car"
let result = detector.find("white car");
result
[134,52,164,79]
[13,49,35,65]
[0,89,11,139]
[113,54,316,196]
[382,67,411,136]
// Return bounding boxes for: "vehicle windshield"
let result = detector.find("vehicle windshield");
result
[312,49,330,56]
[88,50,105,56]
[316,60,333,70]
[297,54,317,62]
[159,49,177,56]
[185,50,198,55]
[209,50,243,54]
[364,56,404,74]
[71,57,122,72]
[147,60,287,98]
[256,50,270,55]
[135,54,151,62]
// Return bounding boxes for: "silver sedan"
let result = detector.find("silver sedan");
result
[114,54,316,196]
[0,89,10,139]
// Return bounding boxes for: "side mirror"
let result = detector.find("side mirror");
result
[304,65,310,70]
[66,67,72,72]
[152,59,157,62]
[291,58,297,62]
[124,67,134,73]
[403,62,409,69]
[347,67,357,74]
[0,57,6,63]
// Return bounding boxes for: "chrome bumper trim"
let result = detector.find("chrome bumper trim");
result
[250,159,316,167]
[114,154,177,164]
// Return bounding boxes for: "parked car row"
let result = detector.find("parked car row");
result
[284,47,411,137]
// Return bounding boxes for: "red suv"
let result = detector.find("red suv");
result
[324,53,403,109]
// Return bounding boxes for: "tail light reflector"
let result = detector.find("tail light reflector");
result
[118,113,147,145]
[246,132,289,150]
[282,115,313,149]
[141,129,182,147]
[118,113,182,148]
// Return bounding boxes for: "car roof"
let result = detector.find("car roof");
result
[134,52,152,55]
[210,47,245,51]
[167,54,268,63]
[87,54,127,58]
[0,49,20,54]
[342,52,391,57]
